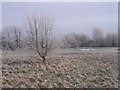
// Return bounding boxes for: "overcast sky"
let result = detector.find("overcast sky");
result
[2,2,118,36]
[0,3,2,30]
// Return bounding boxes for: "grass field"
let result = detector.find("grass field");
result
[2,48,118,88]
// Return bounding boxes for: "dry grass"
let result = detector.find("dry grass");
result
[2,48,118,88]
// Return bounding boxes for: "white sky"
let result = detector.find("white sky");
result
[1,0,119,2]
[0,2,1,31]
[1,1,119,36]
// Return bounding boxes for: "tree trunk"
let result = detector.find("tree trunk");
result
[42,56,46,63]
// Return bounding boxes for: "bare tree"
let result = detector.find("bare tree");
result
[26,14,54,63]
[62,33,91,48]
[106,33,118,47]
[0,30,2,49]
[2,26,22,51]
[72,33,82,47]
[73,33,90,47]
[62,33,77,48]
[92,28,104,47]
[2,27,13,50]
[11,26,22,50]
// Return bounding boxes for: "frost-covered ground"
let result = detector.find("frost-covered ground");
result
[2,48,118,88]
[0,50,2,88]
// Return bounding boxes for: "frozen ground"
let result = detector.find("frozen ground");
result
[0,50,2,87]
[2,48,118,88]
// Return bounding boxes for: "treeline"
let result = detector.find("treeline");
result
[1,26,23,50]
[0,26,118,51]
[62,28,118,48]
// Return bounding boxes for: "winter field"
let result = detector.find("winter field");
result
[2,48,118,88]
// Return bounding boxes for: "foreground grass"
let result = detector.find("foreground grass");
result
[2,48,118,88]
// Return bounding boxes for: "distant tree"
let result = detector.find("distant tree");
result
[105,33,118,47]
[92,28,104,47]
[2,27,13,50]
[2,26,22,50]
[26,14,54,63]
[62,33,91,48]
[12,26,22,49]
[119,30,120,48]
[73,33,90,47]
[62,33,78,48]
[72,33,82,47]
[0,30,2,49]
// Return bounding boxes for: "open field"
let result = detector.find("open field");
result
[2,48,118,88]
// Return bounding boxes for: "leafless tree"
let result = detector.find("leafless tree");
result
[0,31,1,49]
[72,33,82,47]
[92,28,104,47]
[106,33,118,47]
[26,14,54,63]
[62,33,91,48]
[2,26,22,51]
[73,33,90,47]
[2,27,13,50]
[119,30,120,48]
[12,26,22,50]
[62,33,77,48]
